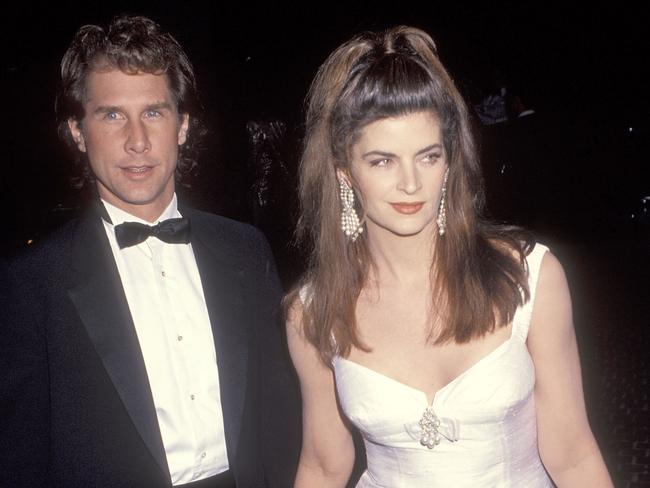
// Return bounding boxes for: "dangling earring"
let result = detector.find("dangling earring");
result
[339,176,363,242]
[437,168,449,237]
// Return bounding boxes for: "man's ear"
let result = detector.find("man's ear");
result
[178,113,189,145]
[67,119,86,153]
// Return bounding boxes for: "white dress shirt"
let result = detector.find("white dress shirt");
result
[102,195,229,485]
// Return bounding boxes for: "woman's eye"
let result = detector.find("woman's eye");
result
[370,158,391,167]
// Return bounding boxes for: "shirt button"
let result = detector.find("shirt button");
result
[201,452,206,458]
[190,394,195,400]
[161,270,166,277]
[177,335,183,341]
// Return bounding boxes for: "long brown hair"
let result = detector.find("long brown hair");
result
[290,26,533,365]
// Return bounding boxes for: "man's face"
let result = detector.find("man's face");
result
[68,69,189,222]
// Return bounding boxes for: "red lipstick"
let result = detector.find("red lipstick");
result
[390,202,424,214]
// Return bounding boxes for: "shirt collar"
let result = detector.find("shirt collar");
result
[101,194,181,227]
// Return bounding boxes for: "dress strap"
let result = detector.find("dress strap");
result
[511,243,549,342]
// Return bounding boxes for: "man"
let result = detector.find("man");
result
[0,15,299,488]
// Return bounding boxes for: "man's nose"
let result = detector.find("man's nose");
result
[125,120,151,154]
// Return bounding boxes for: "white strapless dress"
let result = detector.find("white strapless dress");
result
[333,244,554,487]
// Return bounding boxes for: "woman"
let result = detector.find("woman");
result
[286,26,612,487]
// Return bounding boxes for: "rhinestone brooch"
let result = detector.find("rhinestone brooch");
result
[419,407,442,449]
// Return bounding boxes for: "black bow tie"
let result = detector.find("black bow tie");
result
[114,218,191,249]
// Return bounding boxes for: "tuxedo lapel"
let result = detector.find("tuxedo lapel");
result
[187,210,251,463]
[66,209,169,477]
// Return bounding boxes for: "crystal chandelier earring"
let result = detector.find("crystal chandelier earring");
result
[436,167,449,237]
[339,176,363,242]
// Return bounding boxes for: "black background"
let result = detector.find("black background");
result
[2,2,648,247]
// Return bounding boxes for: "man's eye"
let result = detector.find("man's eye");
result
[145,110,161,118]
[422,153,442,164]
[105,112,121,120]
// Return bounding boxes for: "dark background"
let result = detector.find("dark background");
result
[2,3,648,245]
[2,2,648,486]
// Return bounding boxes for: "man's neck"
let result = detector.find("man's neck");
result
[100,194,178,225]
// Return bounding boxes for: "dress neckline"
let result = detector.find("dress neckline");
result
[337,330,515,407]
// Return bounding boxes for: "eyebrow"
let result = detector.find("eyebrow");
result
[92,105,122,116]
[361,144,443,159]
[143,102,173,112]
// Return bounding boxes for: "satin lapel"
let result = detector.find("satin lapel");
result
[187,212,250,462]
[66,209,169,476]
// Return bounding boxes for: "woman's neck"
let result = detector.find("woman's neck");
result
[365,224,437,289]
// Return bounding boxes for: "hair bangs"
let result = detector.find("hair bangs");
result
[357,54,438,119]
[331,54,443,162]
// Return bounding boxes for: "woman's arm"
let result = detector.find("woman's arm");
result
[286,305,355,488]
[528,252,613,487]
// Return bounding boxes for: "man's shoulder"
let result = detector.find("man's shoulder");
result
[183,207,281,297]
[183,207,269,251]
[3,216,94,303]
[8,217,84,271]
[184,207,257,233]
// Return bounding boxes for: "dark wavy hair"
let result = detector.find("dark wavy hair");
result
[55,14,206,186]
[290,26,534,364]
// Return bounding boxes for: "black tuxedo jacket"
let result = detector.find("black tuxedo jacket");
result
[0,204,300,487]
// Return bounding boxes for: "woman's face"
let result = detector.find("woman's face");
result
[346,111,448,240]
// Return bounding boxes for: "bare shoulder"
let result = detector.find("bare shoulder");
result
[529,250,573,344]
[285,293,328,375]
[285,294,306,338]
[538,249,567,282]
[536,251,571,309]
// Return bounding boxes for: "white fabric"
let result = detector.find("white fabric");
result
[102,195,229,485]
[334,243,553,487]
